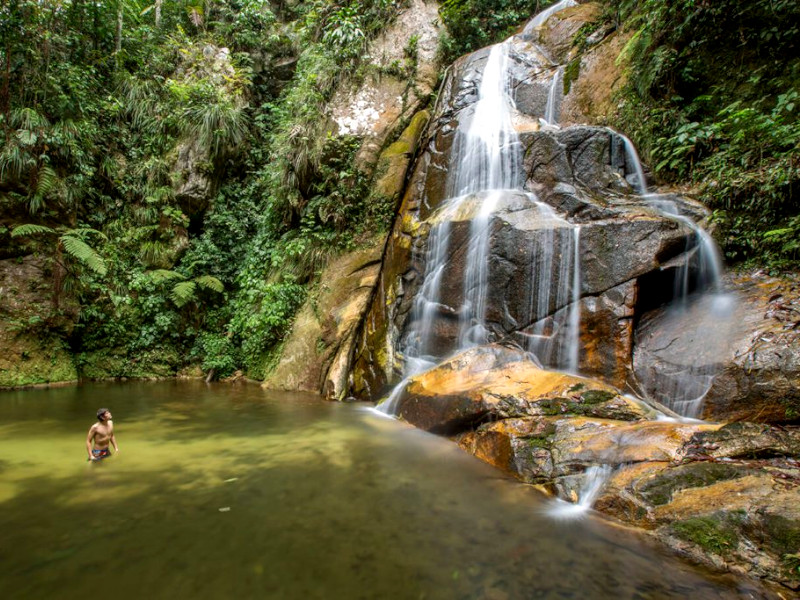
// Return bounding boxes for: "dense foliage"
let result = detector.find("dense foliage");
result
[438,0,550,61]
[605,0,800,268]
[1,0,404,381]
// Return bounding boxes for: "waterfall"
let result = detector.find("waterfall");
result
[614,131,736,418]
[401,43,522,370]
[523,0,578,35]
[543,67,564,126]
[523,203,581,372]
[459,190,502,348]
[547,465,612,519]
[447,43,523,197]
[618,132,648,195]
[378,4,585,415]
[644,197,723,302]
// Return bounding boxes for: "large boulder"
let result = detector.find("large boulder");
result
[351,121,701,397]
[701,272,800,424]
[388,344,656,433]
[452,370,800,590]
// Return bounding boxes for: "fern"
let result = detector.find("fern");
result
[147,269,186,283]
[31,164,60,214]
[171,280,197,307]
[10,107,49,131]
[11,224,56,237]
[140,240,172,267]
[195,275,224,293]
[60,235,107,276]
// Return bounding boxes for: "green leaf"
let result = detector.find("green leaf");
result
[11,224,55,237]
[194,275,224,293]
[171,281,196,307]
[16,130,37,146]
[60,235,107,276]
[147,269,186,283]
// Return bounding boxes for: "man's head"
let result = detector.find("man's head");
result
[97,408,111,422]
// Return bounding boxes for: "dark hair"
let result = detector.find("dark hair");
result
[97,408,110,421]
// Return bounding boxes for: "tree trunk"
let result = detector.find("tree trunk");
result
[115,3,123,54]
[155,0,162,28]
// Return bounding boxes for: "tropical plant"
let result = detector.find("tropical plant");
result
[146,269,224,308]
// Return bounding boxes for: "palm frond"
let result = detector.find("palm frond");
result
[11,223,56,237]
[194,275,224,293]
[0,144,34,181]
[60,235,107,276]
[171,280,196,307]
[10,107,50,131]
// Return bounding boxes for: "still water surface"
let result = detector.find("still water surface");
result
[0,381,771,599]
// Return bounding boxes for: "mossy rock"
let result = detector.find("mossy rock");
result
[0,334,77,388]
[637,462,751,506]
[77,347,180,380]
[669,512,746,557]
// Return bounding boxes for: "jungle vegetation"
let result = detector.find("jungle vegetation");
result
[1,0,797,383]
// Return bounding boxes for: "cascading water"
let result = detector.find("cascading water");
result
[522,204,581,372]
[543,66,564,126]
[618,134,737,418]
[447,44,523,197]
[399,42,522,375]
[381,21,583,415]
[618,132,648,195]
[522,0,578,35]
[547,465,613,519]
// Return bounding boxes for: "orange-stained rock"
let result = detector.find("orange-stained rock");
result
[550,418,721,471]
[389,344,656,433]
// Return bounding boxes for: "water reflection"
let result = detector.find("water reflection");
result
[0,382,772,599]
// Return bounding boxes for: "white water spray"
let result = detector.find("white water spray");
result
[613,130,736,418]
[547,465,613,519]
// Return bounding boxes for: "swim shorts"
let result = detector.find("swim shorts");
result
[91,448,111,460]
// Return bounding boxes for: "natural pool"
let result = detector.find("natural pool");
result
[0,381,772,599]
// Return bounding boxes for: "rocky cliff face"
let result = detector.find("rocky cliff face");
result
[348,34,706,401]
[344,3,800,591]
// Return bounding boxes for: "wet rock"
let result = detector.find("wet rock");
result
[684,422,800,460]
[390,344,651,433]
[702,272,800,424]
[373,110,431,208]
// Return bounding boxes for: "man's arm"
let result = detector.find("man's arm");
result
[86,425,96,459]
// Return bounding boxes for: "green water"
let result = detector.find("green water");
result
[0,381,771,599]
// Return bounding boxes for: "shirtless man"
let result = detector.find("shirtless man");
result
[86,408,119,461]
